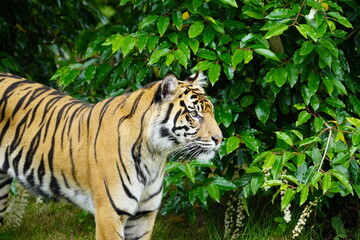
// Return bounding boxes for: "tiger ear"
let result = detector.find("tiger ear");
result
[185,70,206,87]
[161,73,179,101]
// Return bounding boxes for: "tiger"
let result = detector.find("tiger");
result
[0,71,222,239]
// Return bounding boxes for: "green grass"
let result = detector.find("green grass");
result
[0,194,359,240]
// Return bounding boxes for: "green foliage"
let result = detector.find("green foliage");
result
[2,0,360,237]
[0,0,107,84]
[48,0,360,230]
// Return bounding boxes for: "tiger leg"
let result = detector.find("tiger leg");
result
[0,174,12,225]
[95,206,130,240]
[124,210,158,240]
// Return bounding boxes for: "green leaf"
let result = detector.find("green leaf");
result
[298,24,318,42]
[281,188,295,211]
[173,49,188,68]
[299,136,320,147]
[139,15,158,29]
[183,163,195,183]
[263,153,277,169]
[296,111,312,127]
[332,153,349,165]
[333,79,347,95]
[188,21,204,38]
[232,49,244,67]
[166,162,182,172]
[251,173,264,195]
[327,12,353,28]
[122,35,136,57]
[242,135,260,152]
[157,16,170,37]
[275,131,293,146]
[207,184,220,202]
[166,54,175,66]
[300,41,314,56]
[352,131,360,146]
[189,38,199,54]
[331,217,347,238]
[226,136,240,154]
[240,95,254,108]
[244,50,253,64]
[191,159,215,167]
[243,9,264,19]
[308,72,320,96]
[61,69,80,87]
[219,0,238,7]
[172,11,183,30]
[202,25,216,46]
[264,24,289,39]
[119,0,131,6]
[102,34,124,53]
[266,8,295,20]
[286,63,298,87]
[322,76,334,94]
[148,49,170,65]
[326,97,345,108]
[347,117,360,128]
[262,179,283,188]
[300,185,309,206]
[330,170,353,195]
[83,65,96,84]
[197,187,208,205]
[197,49,217,60]
[274,67,287,87]
[137,35,148,53]
[208,64,221,85]
[291,130,303,140]
[315,45,332,68]
[211,176,237,190]
[167,32,178,44]
[194,61,213,71]
[255,99,270,124]
[254,48,280,61]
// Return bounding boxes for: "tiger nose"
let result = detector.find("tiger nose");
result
[212,135,223,145]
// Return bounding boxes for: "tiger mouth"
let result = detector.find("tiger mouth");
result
[182,142,217,160]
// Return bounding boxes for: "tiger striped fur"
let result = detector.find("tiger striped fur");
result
[0,71,222,239]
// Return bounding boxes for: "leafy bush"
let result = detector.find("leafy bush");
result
[2,0,360,237]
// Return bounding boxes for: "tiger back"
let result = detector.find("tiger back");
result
[0,72,222,240]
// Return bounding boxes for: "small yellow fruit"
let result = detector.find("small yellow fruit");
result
[182,11,190,20]
[320,0,329,11]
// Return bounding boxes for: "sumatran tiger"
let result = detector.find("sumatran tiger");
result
[0,71,222,239]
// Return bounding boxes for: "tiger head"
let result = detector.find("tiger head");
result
[151,71,223,161]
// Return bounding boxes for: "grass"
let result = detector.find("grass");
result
[0,192,359,240]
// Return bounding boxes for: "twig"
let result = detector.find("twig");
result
[318,120,332,172]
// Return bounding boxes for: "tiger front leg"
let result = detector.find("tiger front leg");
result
[95,207,130,240]
[124,209,158,240]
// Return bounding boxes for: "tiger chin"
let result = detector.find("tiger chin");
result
[0,71,222,240]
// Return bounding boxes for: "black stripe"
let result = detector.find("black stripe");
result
[0,119,10,145]
[104,179,133,217]
[142,185,163,202]
[161,103,174,124]
[69,138,80,187]
[12,148,23,176]
[10,111,29,153]
[37,155,45,185]
[0,192,9,201]
[117,164,138,202]
[23,130,41,173]
[130,210,154,220]
[0,178,12,189]
[26,169,35,186]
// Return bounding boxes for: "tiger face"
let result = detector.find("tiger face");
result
[152,71,223,160]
